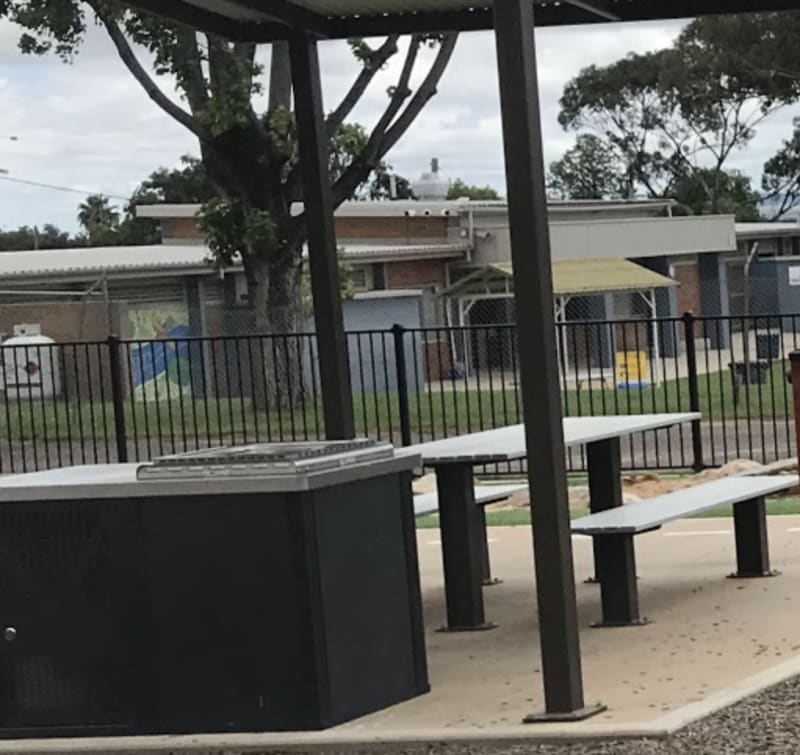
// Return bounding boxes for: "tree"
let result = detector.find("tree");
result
[558,14,794,211]
[2,3,458,346]
[446,179,500,200]
[367,167,415,200]
[548,134,628,200]
[77,194,120,244]
[762,123,800,219]
[129,155,216,206]
[121,155,218,244]
[0,224,79,251]
[671,168,760,221]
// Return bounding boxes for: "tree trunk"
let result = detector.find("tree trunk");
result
[248,250,305,414]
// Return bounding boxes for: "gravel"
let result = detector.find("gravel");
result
[276,675,800,755]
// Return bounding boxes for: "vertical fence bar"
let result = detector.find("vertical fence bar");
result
[392,325,412,447]
[682,312,704,472]
[108,336,129,464]
[790,350,800,472]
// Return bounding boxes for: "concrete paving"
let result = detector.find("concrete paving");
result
[338,516,800,734]
[6,515,800,753]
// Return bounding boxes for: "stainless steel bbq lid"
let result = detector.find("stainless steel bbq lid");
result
[136,439,394,480]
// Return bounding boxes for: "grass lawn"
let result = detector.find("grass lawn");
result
[416,497,800,529]
[0,360,793,442]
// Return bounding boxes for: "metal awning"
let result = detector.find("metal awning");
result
[444,258,677,298]
[132,0,790,40]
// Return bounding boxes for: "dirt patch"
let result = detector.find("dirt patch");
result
[414,459,799,513]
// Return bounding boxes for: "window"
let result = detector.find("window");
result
[348,265,372,291]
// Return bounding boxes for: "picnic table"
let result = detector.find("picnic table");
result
[404,412,701,631]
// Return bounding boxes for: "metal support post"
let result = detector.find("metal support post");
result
[683,312,704,472]
[730,497,776,578]
[494,0,603,721]
[592,534,644,628]
[290,33,355,440]
[586,438,623,584]
[436,464,496,632]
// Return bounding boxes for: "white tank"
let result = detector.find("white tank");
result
[412,158,450,200]
[1,333,61,399]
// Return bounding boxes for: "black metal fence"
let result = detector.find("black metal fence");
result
[2,312,799,475]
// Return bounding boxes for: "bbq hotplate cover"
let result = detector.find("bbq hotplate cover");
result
[136,439,395,481]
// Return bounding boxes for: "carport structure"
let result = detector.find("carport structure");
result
[444,258,677,382]
[125,0,798,725]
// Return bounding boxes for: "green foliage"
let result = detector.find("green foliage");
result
[0,223,79,251]
[548,134,629,200]
[446,178,500,201]
[77,194,120,244]
[367,167,415,200]
[330,123,369,183]
[763,124,800,219]
[671,168,760,221]
[197,199,278,269]
[129,155,216,206]
[558,14,800,212]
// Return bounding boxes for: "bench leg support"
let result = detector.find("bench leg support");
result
[730,497,778,579]
[592,534,646,628]
[477,506,502,586]
[436,464,497,632]
[587,437,623,584]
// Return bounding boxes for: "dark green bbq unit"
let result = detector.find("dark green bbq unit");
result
[0,441,428,737]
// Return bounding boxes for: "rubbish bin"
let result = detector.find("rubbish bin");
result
[730,360,770,385]
[755,332,780,361]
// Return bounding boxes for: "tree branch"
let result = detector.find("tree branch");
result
[97,12,206,141]
[326,35,400,138]
[377,33,458,157]
[328,33,458,209]
[173,27,209,114]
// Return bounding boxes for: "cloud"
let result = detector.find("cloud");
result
[0,16,791,233]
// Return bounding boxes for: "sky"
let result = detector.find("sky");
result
[0,15,798,233]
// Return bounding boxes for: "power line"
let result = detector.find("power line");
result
[0,174,131,202]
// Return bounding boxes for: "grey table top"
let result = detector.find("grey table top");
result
[571,474,799,534]
[403,413,701,465]
[0,454,421,502]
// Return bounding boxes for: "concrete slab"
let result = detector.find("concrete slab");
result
[6,515,800,753]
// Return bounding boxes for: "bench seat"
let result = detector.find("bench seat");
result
[571,474,799,627]
[414,483,527,518]
[571,475,798,535]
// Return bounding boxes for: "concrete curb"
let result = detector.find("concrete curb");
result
[5,658,800,754]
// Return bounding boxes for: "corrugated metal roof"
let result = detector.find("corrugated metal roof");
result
[736,222,800,239]
[447,258,677,297]
[163,0,790,39]
[0,245,213,280]
[0,242,468,281]
[341,243,468,261]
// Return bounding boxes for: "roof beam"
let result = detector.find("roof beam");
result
[324,3,608,38]
[563,0,621,22]
[231,0,330,35]
[129,0,276,39]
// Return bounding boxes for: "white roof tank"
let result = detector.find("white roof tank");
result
[412,158,450,201]
[1,326,61,399]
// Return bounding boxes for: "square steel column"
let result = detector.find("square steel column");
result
[290,34,355,440]
[493,0,603,721]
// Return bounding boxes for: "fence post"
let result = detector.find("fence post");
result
[682,312,704,472]
[392,324,412,447]
[789,352,800,474]
[108,335,129,463]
